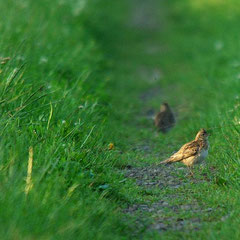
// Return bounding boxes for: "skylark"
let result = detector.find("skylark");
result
[154,102,175,133]
[161,129,209,175]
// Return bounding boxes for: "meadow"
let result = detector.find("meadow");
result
[1,0,240,239]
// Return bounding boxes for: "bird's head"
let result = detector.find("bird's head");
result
[195,128,209,140]
[160,102,169,111]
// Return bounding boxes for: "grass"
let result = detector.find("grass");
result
[0,0,133,239]
[1,0,240,239]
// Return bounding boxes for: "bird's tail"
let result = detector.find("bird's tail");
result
[160,158,173,165]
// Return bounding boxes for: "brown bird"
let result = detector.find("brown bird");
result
[161,128,209,175]
[154,102,175,133]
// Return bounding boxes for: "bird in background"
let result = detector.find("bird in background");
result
[154,102,175,133]
[160,128,209,175]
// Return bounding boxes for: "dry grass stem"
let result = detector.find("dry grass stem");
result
[25,146,33,195]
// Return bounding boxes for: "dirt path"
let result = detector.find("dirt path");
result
[123,164,214,233]
[121,0,219,236]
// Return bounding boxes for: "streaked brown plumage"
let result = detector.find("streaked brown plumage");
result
[161,129,209,174]
[154,102,175,133]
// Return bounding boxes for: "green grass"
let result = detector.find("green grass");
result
[0,0,133,239]
[131,0,240,238]
[1,0,240,239]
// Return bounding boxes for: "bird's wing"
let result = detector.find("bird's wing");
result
[168,111,176,124]
[163,140,199,163]
[155,112,170,127]
[154,112,163,125]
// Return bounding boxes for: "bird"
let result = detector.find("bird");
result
[160,128,209,175]
[154,102,175,133]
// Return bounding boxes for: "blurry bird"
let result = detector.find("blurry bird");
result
[160,128,209,175]
[154,102,175,133]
